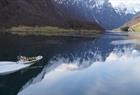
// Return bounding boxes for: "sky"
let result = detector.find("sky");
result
[109,0,140,12]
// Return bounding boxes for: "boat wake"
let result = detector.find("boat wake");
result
[0,56,43,76]
[0,62,31,76]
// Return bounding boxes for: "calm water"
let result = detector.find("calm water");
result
[0,31,140,95]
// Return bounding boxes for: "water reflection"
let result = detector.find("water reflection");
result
[1,31,140,95]
[0,32,105,95]
[18,47,140,95]
[18,32,140,95]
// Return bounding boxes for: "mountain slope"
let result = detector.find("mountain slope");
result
[0,0,103,31]
[117,13,140,32]
[0,0,65,27]
[54,0,135,29]
[126,13,140,26]
[0,0,136,30]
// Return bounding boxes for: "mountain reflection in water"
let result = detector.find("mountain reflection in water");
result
[0,31,140,95]
[17,32,140,95]
[17,47,140,95]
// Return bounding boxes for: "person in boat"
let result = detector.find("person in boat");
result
[17,56,28,62]
[17,56,42,64]
[17,56,37,61]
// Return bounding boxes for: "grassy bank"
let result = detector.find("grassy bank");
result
[2,26,102,37]
[130,23,140,32]
[114,25,140,32]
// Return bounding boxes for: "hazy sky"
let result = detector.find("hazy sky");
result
[109,0,140,12]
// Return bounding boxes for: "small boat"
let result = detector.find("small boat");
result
[17,56,43,64]
[0,56,43,76]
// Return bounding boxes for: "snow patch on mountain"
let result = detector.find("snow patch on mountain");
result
[109,0,139,14]
[54,0,138,14]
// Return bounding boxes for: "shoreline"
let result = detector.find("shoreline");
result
[0,31,102,43]
[0,26,103,38]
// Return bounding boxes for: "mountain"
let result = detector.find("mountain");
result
[0,0,138,30]
[117,13,140,32]
[0,0,103,31]
[126,13,140,26]
[54,0,135,29]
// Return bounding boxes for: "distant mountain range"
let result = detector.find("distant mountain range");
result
[0,0,139,30]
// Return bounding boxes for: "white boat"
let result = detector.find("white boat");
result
[0,56,43,76]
